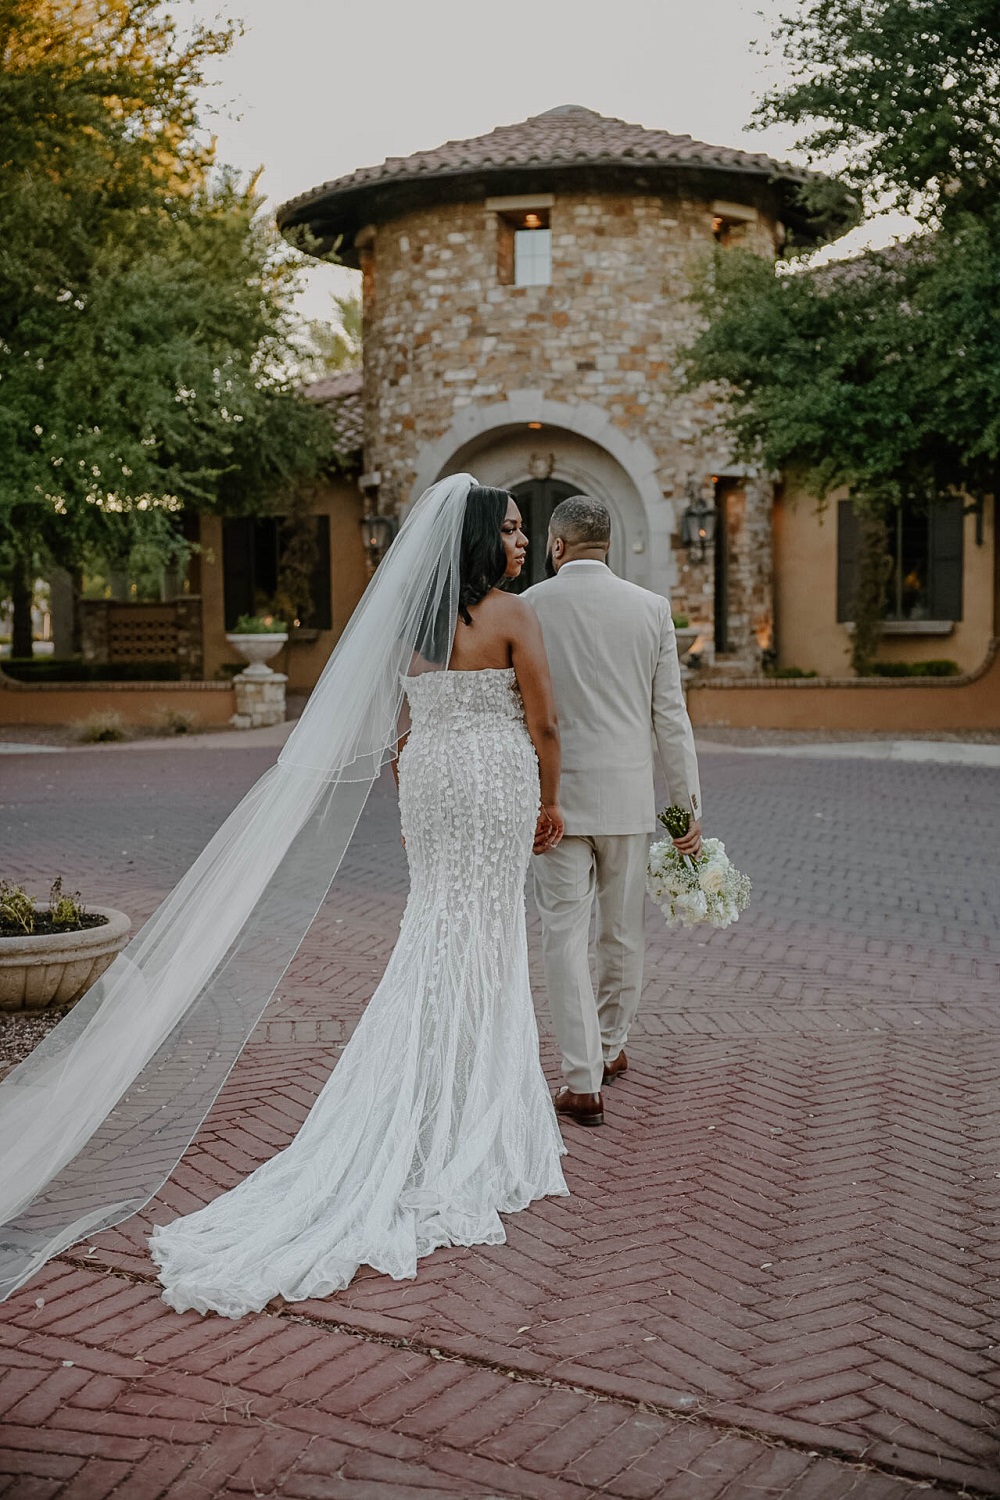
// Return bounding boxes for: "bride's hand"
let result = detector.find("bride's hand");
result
[533,804,564,854]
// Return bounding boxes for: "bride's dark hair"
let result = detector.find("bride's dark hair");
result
[458,485,512,625]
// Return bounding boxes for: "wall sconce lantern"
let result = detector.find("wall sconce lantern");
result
[680,478,717,563]
[360,511,396,569]
[358,471,397,572]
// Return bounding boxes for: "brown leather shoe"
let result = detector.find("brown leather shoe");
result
[555,1087,604,1127]
[602,1050,628,1085]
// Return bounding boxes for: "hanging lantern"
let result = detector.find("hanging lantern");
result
[680,480,717,562]
[358,473,397,571]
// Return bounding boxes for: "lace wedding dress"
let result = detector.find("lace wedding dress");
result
[151,668,568,1317]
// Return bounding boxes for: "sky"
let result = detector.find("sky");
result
[184,0,914,325]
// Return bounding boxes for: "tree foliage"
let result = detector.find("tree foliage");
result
[754,0,1000,223]
[689,226,1000,511]
[0,0,339,652]
[299,292,363,380]
[687,0,999,671]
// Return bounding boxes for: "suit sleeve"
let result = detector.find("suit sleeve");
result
[651,606,703,822]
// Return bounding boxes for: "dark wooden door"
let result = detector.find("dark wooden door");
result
[509,479,578,591]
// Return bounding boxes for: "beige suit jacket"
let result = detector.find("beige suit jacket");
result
[523,562,702,836]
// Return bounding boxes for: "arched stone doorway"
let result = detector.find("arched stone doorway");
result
[406,394,676,597]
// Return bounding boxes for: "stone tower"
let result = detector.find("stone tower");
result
[279,106,848,669]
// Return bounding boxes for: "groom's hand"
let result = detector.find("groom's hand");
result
[672,818,702,857]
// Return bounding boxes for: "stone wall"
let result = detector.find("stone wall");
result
[360,188,779,660]
[78,598,204,678]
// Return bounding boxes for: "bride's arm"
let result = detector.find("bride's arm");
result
[391,699,411,790]
[509,600,563,847]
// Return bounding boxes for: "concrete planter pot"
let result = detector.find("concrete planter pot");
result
[225,633,288,680]
[0,908,131,1011]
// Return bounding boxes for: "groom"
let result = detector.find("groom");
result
[525,495,703,1127]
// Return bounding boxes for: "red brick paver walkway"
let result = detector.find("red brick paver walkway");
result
[2,742,998,1498]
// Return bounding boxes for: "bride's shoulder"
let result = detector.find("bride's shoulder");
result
[494,592,535,628]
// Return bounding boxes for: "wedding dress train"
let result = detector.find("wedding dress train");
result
[151,667,568,1317]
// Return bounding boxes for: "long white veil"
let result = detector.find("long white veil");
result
[0,473,475,1301]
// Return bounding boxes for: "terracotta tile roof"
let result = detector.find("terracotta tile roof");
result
[304,369,362,457]
[291,105,807,204]
[277,105,845,257]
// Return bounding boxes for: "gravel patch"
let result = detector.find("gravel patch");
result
[0,1008,65,1081]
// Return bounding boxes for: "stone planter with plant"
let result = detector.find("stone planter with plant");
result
[226,615,289,730]
[0,879,131,1010]
[225,614,289,679]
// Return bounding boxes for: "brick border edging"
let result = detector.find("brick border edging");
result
[0,675,232,694]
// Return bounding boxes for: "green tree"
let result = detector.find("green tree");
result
[754,0,1000,223]
[299,292,363,379]
[0,0,338,658]
[686,0,1000,673]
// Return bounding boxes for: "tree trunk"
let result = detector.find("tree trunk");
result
[11,557,34,660]
[850,512,891,676]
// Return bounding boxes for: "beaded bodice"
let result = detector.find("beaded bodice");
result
[403,667,524,728]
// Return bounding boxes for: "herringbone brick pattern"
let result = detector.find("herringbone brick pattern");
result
[0,1263,940,1500]
[2,743,998,1496]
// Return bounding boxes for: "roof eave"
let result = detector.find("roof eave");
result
[277,159,850,265]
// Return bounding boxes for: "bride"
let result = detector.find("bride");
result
[151,481,569,1315]
[0,475,570,1315]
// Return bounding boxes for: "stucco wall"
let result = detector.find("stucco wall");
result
[775,487,997,677]
[0,677,236,728]
[200,476,368,692]
[688,640,1000,731]
[360,189,780,648]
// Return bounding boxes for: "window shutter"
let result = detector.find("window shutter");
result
[836,500,860,622]
[928,497,964,620]
[222,517,255,630]
[253,518,280,602]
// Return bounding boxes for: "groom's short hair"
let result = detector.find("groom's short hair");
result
[549,495,611,547]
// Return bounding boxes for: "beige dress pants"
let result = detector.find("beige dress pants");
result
[532,833,651,1095]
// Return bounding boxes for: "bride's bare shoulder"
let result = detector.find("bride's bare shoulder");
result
[489,591,534,626]
[491,593,543,647]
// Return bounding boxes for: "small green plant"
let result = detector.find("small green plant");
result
[764,665,819,679]
[232,614,288,634]
[0,879,95,936]
[0,881,36,934]
[672,614,690,629]
[871,659,960,678]
[47,877,85,928]
[75,710,130,743]
[151,706,200,736]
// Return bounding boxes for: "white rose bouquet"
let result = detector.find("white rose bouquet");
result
[647,805,752,930]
